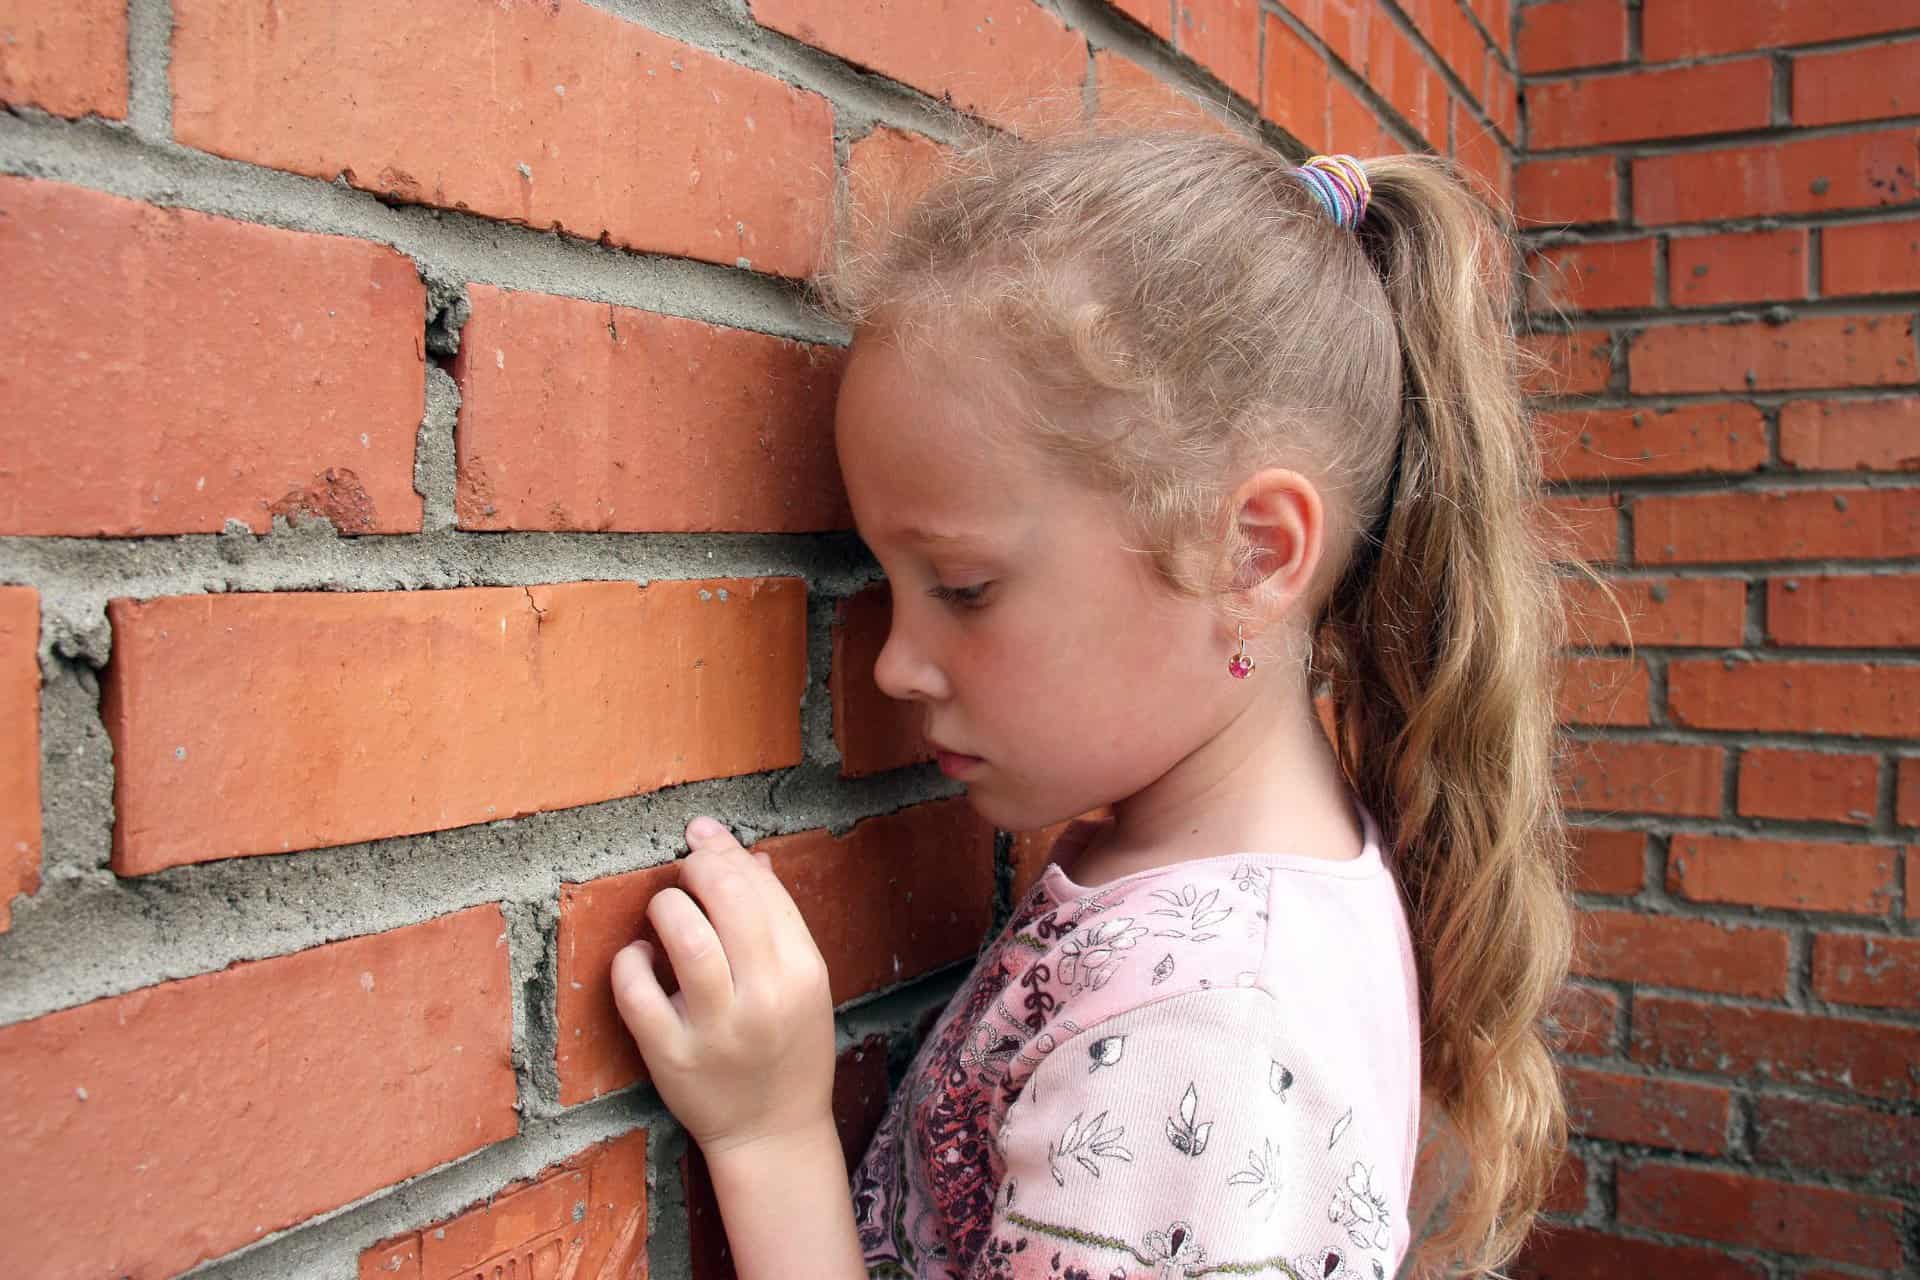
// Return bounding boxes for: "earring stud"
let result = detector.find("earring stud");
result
[1228,625,1256,679]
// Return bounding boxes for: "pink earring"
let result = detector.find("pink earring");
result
[1228,625,1256,679]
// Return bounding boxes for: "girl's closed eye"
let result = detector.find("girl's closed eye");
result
[930,581,992,608]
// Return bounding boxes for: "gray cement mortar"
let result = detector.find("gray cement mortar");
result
[0,0,1293,1274]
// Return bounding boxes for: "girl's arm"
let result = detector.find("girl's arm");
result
[609,816,866,1280]
[704,1121,866,1280]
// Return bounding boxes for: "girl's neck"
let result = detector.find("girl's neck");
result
[1063,677,1364,887]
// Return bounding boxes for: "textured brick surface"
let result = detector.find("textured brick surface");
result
[1667,834,1896,914]
[554,798,995,1104]
[173,0,833,275]
[1633,130,1920,224]
[1616,1162,1905,1269]
[1632,995,1920,1102]
[1538,403,1767,481]
[830,583,935,778]
[1778,398,1920,471]
[453,285,850,532]
[1633,489,1920,565]
[746,0,1086,132]
[1574,909,1788,997]
[0,587,39,932]
[103,581,807,871]
[0,0,126,118]
[357,1128,648,1280]
[1559,738,1724,818]
[1515,155,1619,225]
[1769,573,1920,648]
[0,176,426,536]
[1527,60,1774,150]
[0,907,517,1278]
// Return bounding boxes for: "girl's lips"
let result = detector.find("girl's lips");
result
[935,750,982,777]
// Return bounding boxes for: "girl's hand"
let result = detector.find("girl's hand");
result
[610,816,837,1155]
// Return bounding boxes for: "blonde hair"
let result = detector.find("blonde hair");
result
[813,113,1596,1278]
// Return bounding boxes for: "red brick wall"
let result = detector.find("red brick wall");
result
[1514,1,1920,1276]
[1,0,1908,1276]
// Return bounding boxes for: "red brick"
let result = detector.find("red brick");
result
[1526,60,1772,151]
[1822,218,1920,297]
[1560,739,1724,819]
[1540,496,1621,564]
[1901,757,1920,828]
[1542,1150,1588,1214]
[1514,1227,1767,1280]
[1328,76,1401,158]
[1527,238,1657,313]
[1485,50,1519,142]
[831,583,935,778]
[747,0,1086,133]
[1630,314,1915,395]
[1363,8,1445,144]
[1557,655,1649,727]
[847,125,950,220]
[1113,0,1175,39]
[0,588,38,933]
[1737,746,1879,825]
[1092,51,1239,132]
[1284,0,1371,75]
[1538,403,1766,482]
[1551,982,1621,1057]
[1671,228,1810,307]
[1643,0,1919,60]
[1632,993,1920,1101]
[1909,854,1919,918]
[357,1129,647,1280]
[1571,826,1645,896]
[1770,573,1920,648]
[1404,0,1483,93]
[1615,1162,1905,1269]
[452,286,848,533]
[1751,1095,1920,1182]
[1668,657,1920,738]
[554,798,995,1104]
[1634,129,1920,225]
[0,176,425,536]
[1563,576,1745,648]
[175,0,831,276]
[1453,106,1512,206]
[1260,11,1329,146]
[1516,0,1628,74]
[1795,41,1920,128]
[0,0,125,119]
[1523,328,1615,396]
[1813,932,1920,1010]
[0,907,517,1278]
[1176,0,1260,104]
[102,581,807,873]
[1779,398,1920,472]
[683,1036,892,1280]
[1668,834,1895,915]
[1574,909,1788,997]
[1563,1065,1730,1154]
[1514,155,1617,226]
[1635,489,1920,565]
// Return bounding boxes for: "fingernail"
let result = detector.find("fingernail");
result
[688,816,723,840]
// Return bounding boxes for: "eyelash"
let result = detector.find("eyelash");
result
[929,583,990,609]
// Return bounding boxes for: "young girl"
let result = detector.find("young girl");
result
[611,118,1578,1280]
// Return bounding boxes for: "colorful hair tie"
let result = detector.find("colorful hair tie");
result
[1296,153,1372,231]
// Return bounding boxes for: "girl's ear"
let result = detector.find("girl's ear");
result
[1222,467,1324,604]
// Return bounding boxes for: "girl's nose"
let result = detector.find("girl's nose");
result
[872,612,949,704]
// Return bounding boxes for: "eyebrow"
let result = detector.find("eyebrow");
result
[885,525,990,548]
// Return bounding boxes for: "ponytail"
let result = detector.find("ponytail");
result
[1312,155,1582,1277]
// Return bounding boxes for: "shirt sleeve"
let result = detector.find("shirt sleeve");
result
[967,986,1407,1280]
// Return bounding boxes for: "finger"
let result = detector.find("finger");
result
[678,820,781,986]
[646,886,735,1024]
[610,940,682,1055]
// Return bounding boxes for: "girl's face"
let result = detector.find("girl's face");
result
[833,335,1248,834]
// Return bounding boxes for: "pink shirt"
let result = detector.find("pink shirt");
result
[850,797,1422,1280]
